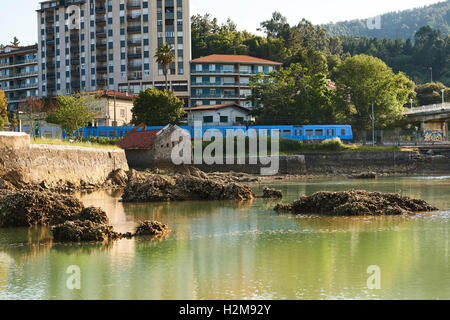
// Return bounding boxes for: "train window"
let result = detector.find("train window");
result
[99,131,107,137]
[306,130,314,136]
[316,129,323,136]
[283,130,291,137]
[341,129,346,135]
[298,130,302,136]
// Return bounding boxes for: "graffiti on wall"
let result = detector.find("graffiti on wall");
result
[424,130,444,142]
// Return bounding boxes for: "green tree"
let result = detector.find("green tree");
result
[9,113,18,130]
[131,88,185,126]
[250,63,336,125]
[19,97,54,139]
[415,82,449,106]
[50,94,94,139]
[155,43,175,90]
[10,37,20,46]
[0,89,8,128]
[333,54,415,131]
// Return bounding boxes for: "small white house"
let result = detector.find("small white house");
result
[185,103,253,126]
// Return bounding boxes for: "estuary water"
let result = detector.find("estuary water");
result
[1,176,450,300]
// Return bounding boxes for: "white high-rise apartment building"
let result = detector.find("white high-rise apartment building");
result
[37,0,191,104]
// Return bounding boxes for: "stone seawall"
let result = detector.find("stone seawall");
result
[0,133,128,187]
[192,151,449,175]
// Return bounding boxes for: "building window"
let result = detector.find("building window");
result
[203,116,213,123]
[220,116,228,123]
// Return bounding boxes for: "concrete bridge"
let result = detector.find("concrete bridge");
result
[404,103,450,140]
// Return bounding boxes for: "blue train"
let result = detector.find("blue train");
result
[71,124,353,141]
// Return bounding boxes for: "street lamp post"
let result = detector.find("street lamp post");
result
[429,67,433,83]
[442,89,445,106]
[410,98,413,109]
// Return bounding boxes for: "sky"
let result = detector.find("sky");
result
[0,0,444,46]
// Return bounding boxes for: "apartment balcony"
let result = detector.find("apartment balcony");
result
[96,54,107,62]
[127,2,141,9]
[47,73,56,79]
[127,52,142,59]
[96,43,107,49]
[45,17,54,23]
[191,81,239,87]
[95,17,107,25]
[191,94,239,99]
[71,71,81,77]
[127,26,141,33]
[46,39,56,45]
[127,15,141,22]
[71,82,81,89]
[97,66,108,73]
[127,39,142,46]
[127,74,142,80]
[97,78,107,85]
[128,64,142,71]
[96,30,107,38]
[70,47,80,53]
[70,34,79,41]
[95,6,106,14]
[2,83,39,91]
[0,59,37,69]
[70,58,80,65]
[165,12,175,20]
[0,71,38,80]
[47,51,56,57]
[46,28,55,34]
[47,62,56,69]
[191,69,238,75]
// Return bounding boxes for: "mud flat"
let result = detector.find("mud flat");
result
[275,190,439,216]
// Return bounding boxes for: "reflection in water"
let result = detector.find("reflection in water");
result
[1,177,450,299]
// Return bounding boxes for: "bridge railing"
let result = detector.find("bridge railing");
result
[404,103,450,115]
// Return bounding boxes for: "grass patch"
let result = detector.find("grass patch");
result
[280,138,400,154]
[31,138,122,149]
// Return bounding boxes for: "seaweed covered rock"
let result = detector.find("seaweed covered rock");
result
[274,190,439,216]
[51,220,122,242]
[262,187,283,199]
[122,174,255,203]
[135,221,170,237]
[351,172,378,179]
[78,207,109,225]
[0,190,84,227]
[106,169,129,187]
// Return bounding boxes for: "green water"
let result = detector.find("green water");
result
[2,176,450,300]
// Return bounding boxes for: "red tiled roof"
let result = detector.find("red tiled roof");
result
[185,103,251,113]
[117,129,161,150]
[84,90,135,100]
[191,54,282,65]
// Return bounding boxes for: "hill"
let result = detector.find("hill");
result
[322,1,450,40]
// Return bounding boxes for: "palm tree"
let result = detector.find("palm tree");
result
[154,43,175,90]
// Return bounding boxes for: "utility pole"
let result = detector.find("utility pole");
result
[371,103,375,147]
[429,67,433,83]
[442,89,445,106]
[113,92,117,138]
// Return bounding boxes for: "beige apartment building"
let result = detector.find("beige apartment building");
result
[37,0,190,105]
[0,45,39,112]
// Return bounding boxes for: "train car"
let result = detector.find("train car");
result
[249,125,353,141]
[68,124,353,142]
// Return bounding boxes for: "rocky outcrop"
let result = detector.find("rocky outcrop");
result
[135,221,170,238]
[122,173,255,203]
[106,169,129,187]
[0,191,84,227]
[350,172,378,179]
[51,220,123,242]
[275,190,439,216]
[0,190,168,243]
[262,187,283,199]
